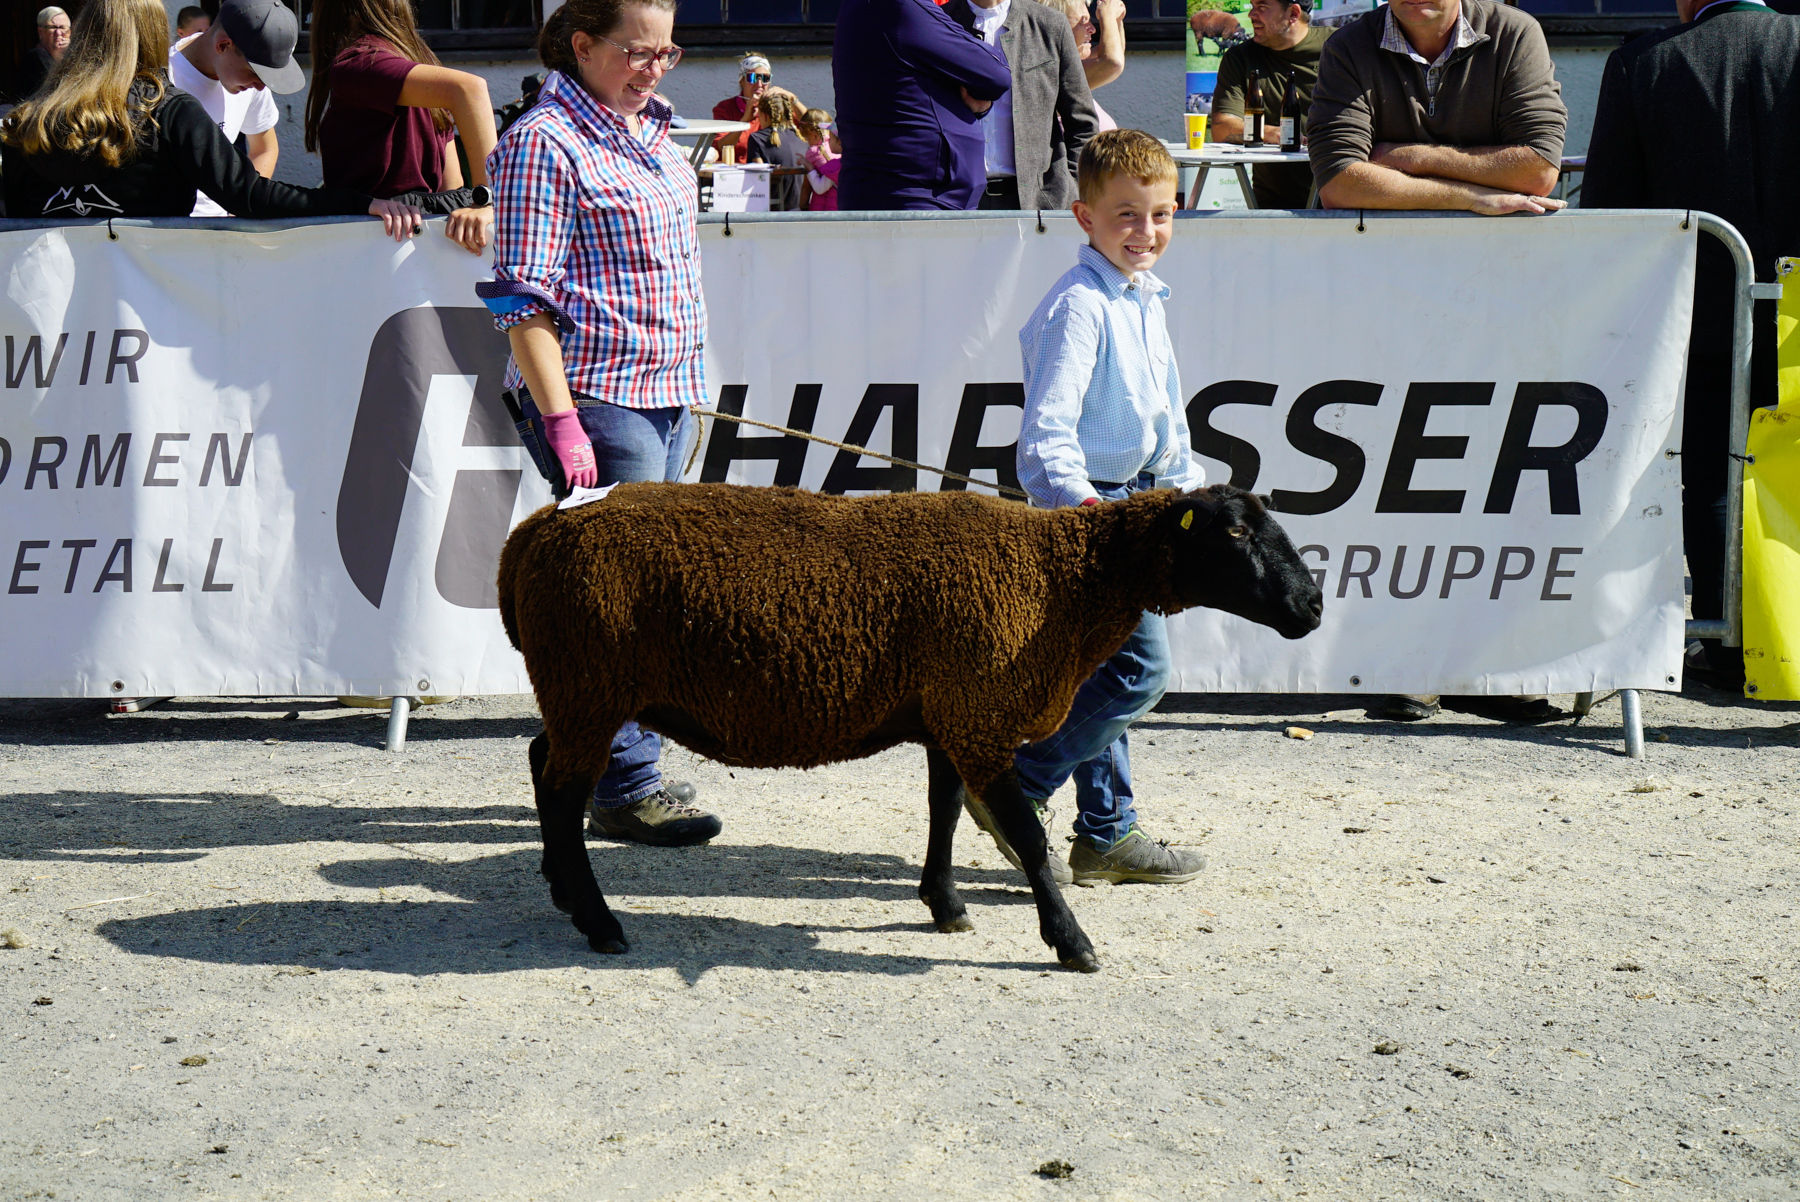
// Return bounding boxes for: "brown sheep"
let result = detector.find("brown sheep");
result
[498,482,1323,973]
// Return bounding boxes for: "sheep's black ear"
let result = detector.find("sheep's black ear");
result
[1177,490,1221,532]
[1258,493,1278,513]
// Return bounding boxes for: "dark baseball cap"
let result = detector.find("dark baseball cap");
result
[217,0,305,94]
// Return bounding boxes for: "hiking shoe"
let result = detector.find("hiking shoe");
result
[960,787,1073,885]
[1068,827,1206,886]
[588,788,722,847]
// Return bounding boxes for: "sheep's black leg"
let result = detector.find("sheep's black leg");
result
[980,769,1099,973]
[529,732,627,954]
[919,747,973,933]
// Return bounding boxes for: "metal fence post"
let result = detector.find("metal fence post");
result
[1689,214,1771,653]
[385,697,411,752]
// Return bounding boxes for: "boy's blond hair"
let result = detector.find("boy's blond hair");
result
[1076,129,1179,206]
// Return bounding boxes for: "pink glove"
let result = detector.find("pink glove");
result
[541,408,598,492]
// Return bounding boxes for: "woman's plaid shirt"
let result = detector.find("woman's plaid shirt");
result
[477,71,707,409]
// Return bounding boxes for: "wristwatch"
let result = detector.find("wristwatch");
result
[469,184,492,207]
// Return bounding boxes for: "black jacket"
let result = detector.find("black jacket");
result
[1582,2,1800,436]
[2,76,371,220]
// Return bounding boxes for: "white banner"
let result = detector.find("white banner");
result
[0,212,1692,697]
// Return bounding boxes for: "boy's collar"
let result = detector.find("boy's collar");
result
[1078,242,1170,300]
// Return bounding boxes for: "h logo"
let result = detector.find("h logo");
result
[336,307,537,610]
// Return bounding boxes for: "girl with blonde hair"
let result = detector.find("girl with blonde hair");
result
[746,89,808,210]
[1,0,418,234]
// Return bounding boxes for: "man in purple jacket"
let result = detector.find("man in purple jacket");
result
[833,0,1013,210]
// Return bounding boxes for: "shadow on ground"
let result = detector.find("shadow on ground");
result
[93,891,1047,982]
[12,788,1045,978]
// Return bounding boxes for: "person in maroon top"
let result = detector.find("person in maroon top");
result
[303,0,498,254]
[709,51,802,161]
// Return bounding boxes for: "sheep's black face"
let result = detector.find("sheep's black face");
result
[1170,486,1323,639]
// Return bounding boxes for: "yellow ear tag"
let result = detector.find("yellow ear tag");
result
[1180,510,1194,530]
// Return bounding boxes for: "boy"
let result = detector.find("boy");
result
[966,128,1208,886]
[168,0,285,217]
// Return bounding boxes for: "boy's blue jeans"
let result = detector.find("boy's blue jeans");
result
[517,390,695,806]
[1011,473,1172,848]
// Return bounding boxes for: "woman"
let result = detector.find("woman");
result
[710,51,785,163]
[0,0,417,235]
[1056,0,1124,130]
[476,0,718,847]
[304,0,498,255]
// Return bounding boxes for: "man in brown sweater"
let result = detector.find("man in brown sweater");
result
[1307,0,1566,216]
[1309,0,1570,724]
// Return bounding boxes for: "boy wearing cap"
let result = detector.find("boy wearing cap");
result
[169,0,295,216]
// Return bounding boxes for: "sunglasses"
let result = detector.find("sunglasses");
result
[745,73,771,84]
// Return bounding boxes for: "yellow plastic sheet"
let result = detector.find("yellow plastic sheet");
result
[1742,257,1800,698]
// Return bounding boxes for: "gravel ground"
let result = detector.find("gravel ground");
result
[2,686,1797,1201]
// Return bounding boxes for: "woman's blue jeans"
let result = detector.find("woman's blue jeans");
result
[1011,474,1172,847]
[518,390,695,806]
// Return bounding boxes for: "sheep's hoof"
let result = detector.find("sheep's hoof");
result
[935,915,975,934]
[588,933,629,955]
[1059,948,1101,973]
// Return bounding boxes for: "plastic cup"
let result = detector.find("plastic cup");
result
[1186,113,1209,149]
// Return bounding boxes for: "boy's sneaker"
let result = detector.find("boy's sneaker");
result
[959,787,1073,885]
[588,787,721,847]
[1068,827,1206,886]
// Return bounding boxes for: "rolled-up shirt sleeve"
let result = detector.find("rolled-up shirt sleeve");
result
[1495,23,1567,167]
[1306,35,1374,192]
[478,132,576,334]
[1018,296,1103,508]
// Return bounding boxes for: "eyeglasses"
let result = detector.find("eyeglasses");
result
[598,35,683,72]
[745,73,771,84]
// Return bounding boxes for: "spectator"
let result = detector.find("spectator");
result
[169,0,282,217]
[0,0,419,231]
[495,72,545,137]
[710,52,802,163]
[1052,0,1124,129]
[16,6,71,99]
[1308,0,1568,724]
[304,0,499,255]
[945,0,1098,210]
[1582,0,1800,691]
[476,0,717,847]
[1308,0,1565,216]
[832,0,1011,210]
[797,107,841,211]
[746,91,808,211]
[1209,0,1330,207]
[963,129,1207,885]
[175,7,212,36]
